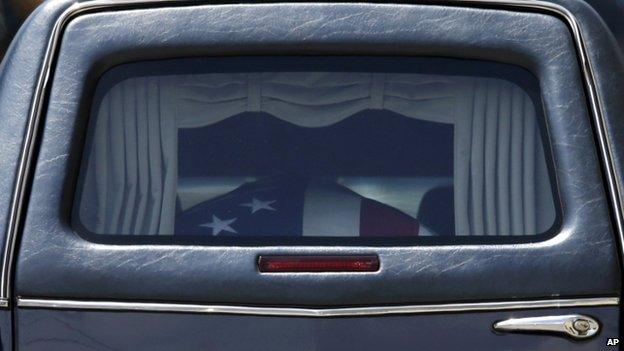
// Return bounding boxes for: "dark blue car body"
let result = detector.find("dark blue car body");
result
[0,0,622,349]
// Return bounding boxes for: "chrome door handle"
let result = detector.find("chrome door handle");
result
[493,314,599,340]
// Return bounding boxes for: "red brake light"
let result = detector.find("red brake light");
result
[258,255,379,273]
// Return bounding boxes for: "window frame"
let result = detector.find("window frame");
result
[72,55,563,246]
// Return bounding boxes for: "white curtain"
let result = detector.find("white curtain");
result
[454,79,555,236]
[80,72,554,236]
[175,72,456,128]
[81,77,178,235]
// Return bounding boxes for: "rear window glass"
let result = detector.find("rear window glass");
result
[74,57,558,244]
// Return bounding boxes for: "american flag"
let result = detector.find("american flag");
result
[175,175,420,237]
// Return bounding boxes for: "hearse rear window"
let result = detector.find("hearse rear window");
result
[74,57,558,243]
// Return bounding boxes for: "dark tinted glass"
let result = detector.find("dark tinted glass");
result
[75,57,558,244]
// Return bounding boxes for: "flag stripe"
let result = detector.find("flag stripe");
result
[360,198,419,236]
[302,179,360,237]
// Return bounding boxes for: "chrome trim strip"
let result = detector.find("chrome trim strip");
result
[2,0,623,306]
[16,297,620,317]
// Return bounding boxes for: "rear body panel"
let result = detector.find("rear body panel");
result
[17,306,620,351]
[0,0,620,350]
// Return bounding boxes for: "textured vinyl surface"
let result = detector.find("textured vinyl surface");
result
[0,0,75,284]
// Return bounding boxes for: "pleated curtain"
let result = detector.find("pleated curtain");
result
[175,72,456,128]
[453,79,554,236]
[80,72,554,236]
[81,77,178,235]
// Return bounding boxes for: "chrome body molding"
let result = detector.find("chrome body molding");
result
[16,297,620,317]
[2,0,623,307]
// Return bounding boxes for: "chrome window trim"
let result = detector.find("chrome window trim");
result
[16,297,620,317]
[1,0,622,307]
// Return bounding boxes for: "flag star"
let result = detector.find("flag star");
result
[199,215,237,236]
[240,198,276,214]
